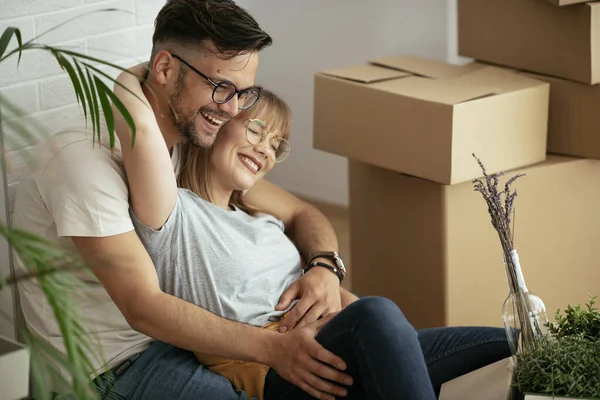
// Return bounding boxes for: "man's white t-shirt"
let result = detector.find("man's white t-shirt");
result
[11,120,156,387]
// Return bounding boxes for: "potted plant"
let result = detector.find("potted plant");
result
[513,296,600,400]
[0,9,141,399]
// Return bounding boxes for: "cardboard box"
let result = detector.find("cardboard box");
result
[349,156,600,329]
[458,0,600,84]
[439,357,515,400]
[313,55,549,185]
[525,396,595,400]
[0,335,30,400]
[546,0,590,5]
[519,71,600,159]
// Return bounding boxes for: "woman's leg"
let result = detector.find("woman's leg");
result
[264,296,437,400]
[418,326,511,397]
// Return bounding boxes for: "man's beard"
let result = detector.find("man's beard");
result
[169,87,209,148]
[168,71,229,149]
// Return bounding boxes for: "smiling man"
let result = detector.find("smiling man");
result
[12,1,354,399]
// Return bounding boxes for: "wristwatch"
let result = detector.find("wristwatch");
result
[304,251,347,283]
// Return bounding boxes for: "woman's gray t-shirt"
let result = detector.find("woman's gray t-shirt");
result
[130,188,302,327]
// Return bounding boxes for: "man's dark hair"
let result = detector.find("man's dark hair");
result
[151,0,272,59]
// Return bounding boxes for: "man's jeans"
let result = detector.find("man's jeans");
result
[91,297,510,399]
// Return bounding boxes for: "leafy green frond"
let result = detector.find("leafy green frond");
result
[53,51,87,116]
[81,62,149,107]
[0,11,154,399]
[85,67,101,144]
[94,76,115,148]
[1,223,103,399]
[74,60,92,124]
[0,27,22,64]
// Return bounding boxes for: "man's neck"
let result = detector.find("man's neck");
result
[142,82,181,150]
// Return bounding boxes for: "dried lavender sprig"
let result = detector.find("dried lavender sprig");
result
[472,154,538,352]
[471,153,525,251]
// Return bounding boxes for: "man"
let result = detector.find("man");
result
[13,1,356,399]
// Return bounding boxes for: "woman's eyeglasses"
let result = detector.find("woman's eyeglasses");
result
[171,53,260,110]
[246,119,291,163]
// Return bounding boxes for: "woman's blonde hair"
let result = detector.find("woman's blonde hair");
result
[176,88,292,215]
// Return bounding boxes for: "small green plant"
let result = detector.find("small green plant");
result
[513,334,600,398]
[513,296,600,399]
[547,296,600,340]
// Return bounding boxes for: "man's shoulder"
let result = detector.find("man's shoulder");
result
[30,127,125,180]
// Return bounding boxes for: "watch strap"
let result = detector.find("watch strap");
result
[307,252,347,280]
[303,261,342,283]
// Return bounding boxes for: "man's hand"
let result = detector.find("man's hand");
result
[267,313,353,400]
[276,265,342,332]
[340,287,359,308]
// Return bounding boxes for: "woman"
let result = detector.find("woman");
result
[113,66,508,400]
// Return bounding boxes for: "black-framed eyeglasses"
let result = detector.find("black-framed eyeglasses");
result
[246,119,291,163]
[171,53,260,110]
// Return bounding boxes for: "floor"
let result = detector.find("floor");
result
[304,198,352,291]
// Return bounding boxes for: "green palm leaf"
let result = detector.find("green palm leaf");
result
[0,9,168,397]
[2,223,102,399]
[53,51,87,119]
[0,27,22,64]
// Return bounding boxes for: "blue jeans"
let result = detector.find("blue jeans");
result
[93,297,510,399]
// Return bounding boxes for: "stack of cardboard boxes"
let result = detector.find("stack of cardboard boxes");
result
[312,0,600,330]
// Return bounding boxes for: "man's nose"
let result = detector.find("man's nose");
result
[217,96,239,117]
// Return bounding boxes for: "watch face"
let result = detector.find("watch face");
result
[333,254,346,272]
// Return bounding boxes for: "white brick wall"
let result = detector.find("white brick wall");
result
[0,0,167,180]
[0,0,168,340]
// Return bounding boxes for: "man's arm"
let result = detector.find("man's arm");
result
[72,233,269,358]
[244,179,344,331]
[244,179,339,258]
[72,233,351,399]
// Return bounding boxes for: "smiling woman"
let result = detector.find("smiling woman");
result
[177,88,293,213]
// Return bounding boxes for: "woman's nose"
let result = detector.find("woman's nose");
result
[253,139,271,157]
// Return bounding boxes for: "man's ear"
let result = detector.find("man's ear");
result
[152,50,177,85]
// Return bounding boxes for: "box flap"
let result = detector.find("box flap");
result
[369,55,485,80]
[589,2,600,9]
[370,76,497,105]
[318,64,411,83]
[455,66,545,92]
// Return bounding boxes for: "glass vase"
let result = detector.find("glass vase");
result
[501,249,549,355]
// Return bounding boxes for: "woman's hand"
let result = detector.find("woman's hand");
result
[266,313,352,400]
[276,266,342,333]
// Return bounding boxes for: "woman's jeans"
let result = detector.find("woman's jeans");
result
[92,297,510,400]
[264,297,437,399]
